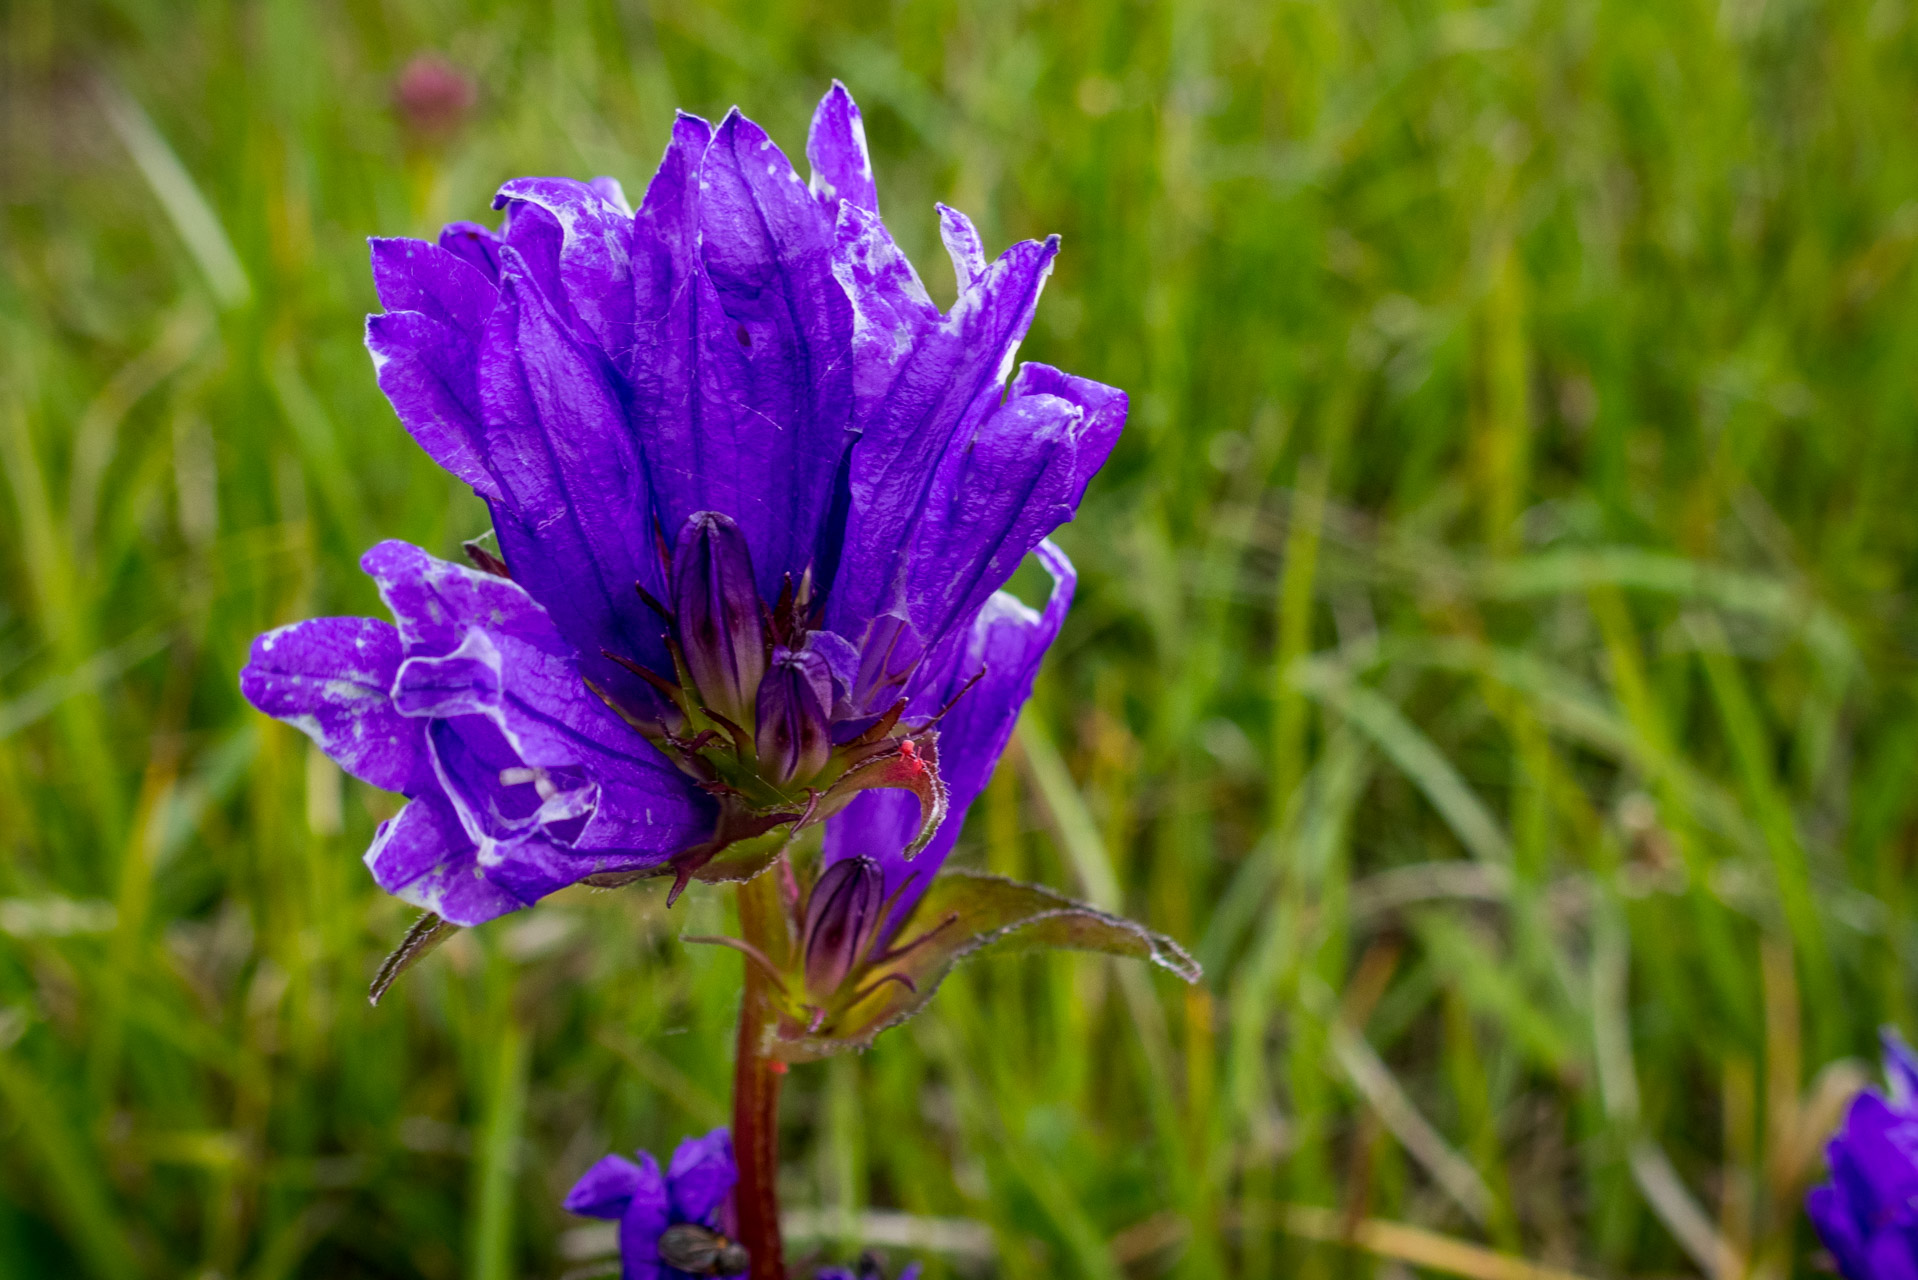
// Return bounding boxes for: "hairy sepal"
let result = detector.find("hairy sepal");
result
[766,867,1200,1061]
[369,912,460,1004]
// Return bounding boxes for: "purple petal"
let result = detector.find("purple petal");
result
[825,542,1075,930]
[367,539,711,874]
[830,203,937,423]
[371,237,497,334]
[630,115,757,574]
[361,539,567,658]
[666,1128,737,1226]
[493,177,637,364]
[589,175,634,216]
[806,81,879,216]
[365,239,502,501]
[363,791,529,925]
[439,220,504,282]
[565,1152,651,1219]
[938,203,988,296]
[1863,1225,1918,1280]
[478,249,676,704]
[827,234,1058,647]
[688,108,857,596]
[899,363,1124,651]
[1808,1182,1868,1280]
[601,1151,670,1280]
[240,616,426,794]
[802,628,862,719]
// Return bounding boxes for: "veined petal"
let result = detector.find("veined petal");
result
[367,539,711,862]
[830,203,937,424]
[937,203,988,296]
[438,220,504,282]
[371,237,497,334]
[240,616,427,794]
[493,177,638,366]
[361,539,565,658]
[828,234,1058,645]
[479,250,675,700]
[364,791,529,926]
[691,108,856,597]
[901,364,1123,648]
[806,81,879,216]
[588,175,634,217]
[631,114,772,589]
[365,239,502,501]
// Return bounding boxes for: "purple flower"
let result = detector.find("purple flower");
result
[566,1129,745,1280]
[240,82,1122,926]
[1807,1030,1918,1280]
[814,1260,921,1280]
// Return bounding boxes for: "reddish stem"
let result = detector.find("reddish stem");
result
[733,877,787,1280]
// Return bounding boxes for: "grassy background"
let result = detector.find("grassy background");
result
[4,0,1917,1276]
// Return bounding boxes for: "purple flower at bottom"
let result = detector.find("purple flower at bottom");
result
[814,1261,921,1280]
[566,1129,743,1280]
[1807,1030,1918,1280]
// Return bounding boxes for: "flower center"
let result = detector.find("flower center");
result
[585,511,952,889]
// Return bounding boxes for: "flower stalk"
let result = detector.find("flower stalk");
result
[732,872,789,1280]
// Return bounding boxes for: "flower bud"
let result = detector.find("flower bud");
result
[801,857,886,996]
[672,512,767,725]
[754,646,832,787]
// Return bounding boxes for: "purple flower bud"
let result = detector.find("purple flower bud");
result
[673,512,768,726]
[801,856,886,995]
[755,646,833,787]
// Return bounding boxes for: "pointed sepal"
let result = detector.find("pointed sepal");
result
[369,912,460,1004]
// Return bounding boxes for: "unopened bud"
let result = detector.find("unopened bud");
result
[754,646,832,787]
[672,512,768,725]
[802,856,886,996]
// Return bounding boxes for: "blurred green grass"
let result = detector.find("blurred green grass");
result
[4,0,1917,1276]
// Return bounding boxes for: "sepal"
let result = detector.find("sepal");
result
[369,911,460,1004]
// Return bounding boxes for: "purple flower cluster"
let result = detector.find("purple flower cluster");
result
[241,83,1121,929]
[567,1129,743,1280]
[1808,1031,1918,1280]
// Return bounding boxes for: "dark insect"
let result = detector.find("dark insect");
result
[657,1223,750,1275]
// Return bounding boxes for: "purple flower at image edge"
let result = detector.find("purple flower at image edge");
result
[566,1128,745,1280]
[1807,1029,1918,1280]
[813,1263,922,1280]
[240,81,1122,929]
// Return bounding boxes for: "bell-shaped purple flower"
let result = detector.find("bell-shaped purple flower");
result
[671,512,769,728]
[566,1128,745,1280]
[1808,1031,1918,1280]
[241,81,1123,927]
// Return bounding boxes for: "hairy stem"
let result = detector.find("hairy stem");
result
[733,873,787,1280]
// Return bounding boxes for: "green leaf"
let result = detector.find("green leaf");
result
[766,868,1201,1062]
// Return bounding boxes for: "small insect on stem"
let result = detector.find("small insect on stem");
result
[657,1223,750,1276]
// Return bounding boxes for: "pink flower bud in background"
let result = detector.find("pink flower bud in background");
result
[392,54,475,143]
